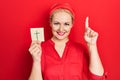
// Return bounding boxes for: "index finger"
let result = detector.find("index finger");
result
[85,16,89,29]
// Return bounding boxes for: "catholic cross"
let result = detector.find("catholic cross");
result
[34,30,40,41]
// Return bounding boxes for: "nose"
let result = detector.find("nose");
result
[59,24,64,31]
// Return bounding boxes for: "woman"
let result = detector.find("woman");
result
[29,3,106,80]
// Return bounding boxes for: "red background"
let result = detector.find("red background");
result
[0,0,120,80]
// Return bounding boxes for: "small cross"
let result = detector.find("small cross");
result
[34,30,40,40]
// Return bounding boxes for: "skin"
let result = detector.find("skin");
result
[28,10,104,80]
[84,17,104,75]
[50,10,73,57]
[50,10,73,41]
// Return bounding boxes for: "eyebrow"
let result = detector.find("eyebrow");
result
[53,21,71,23]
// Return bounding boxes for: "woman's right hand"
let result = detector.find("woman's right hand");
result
[29,41,42,62]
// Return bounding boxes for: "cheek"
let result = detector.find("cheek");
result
[51,26,59,31]
[65,26,72,32]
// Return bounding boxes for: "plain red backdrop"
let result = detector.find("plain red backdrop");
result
[0,0,120,80]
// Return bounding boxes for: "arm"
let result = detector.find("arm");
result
[84,17,104,76]
[28,41,43,80]
[87,43,104,76]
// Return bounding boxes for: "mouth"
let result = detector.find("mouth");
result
[57,32,65,36]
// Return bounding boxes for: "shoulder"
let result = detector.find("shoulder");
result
[70,41,87,52]
[70,41,89,58]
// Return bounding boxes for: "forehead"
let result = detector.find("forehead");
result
[52,10,72,22]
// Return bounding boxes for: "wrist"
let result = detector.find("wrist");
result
[32,56,41,62]
[87,43,98,52]
[33,59,41,64]
[87,43,97,47]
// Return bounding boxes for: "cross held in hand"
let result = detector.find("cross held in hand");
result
[34,30,40,40]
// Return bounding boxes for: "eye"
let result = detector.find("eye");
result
[53,22,60,25]
[64,23,70,26]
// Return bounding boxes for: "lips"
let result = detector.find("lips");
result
[57,32,65,36]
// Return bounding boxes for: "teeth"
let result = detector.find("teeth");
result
[57,32,65,36]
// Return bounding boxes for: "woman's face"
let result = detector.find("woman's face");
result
[50,10,73,41]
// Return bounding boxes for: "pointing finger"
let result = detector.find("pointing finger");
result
[85,16,89,29]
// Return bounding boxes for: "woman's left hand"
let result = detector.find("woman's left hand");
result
[84,17,99,45]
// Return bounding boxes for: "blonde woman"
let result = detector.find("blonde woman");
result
[29,3,106,80]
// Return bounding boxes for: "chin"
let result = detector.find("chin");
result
[52,32,69,41]
[56,35,68,41]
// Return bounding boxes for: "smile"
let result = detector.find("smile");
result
[57,32,65,36]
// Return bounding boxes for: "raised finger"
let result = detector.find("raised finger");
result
[85,16,89,29]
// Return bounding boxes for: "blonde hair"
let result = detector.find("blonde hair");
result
[50,9,74,23]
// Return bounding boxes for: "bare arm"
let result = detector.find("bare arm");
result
[84,17,104,76]
[28,42,43,80]
[87,43,104,76]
